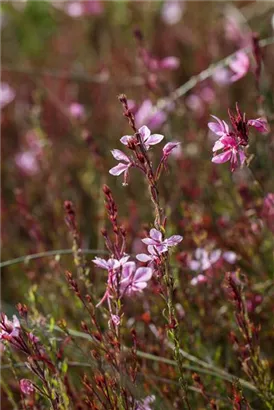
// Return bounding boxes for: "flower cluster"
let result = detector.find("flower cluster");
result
[92,256,152,306]
[209,104,268,171]
[137,228,183,270]
[0,314,21,343]
[109,123,179,184]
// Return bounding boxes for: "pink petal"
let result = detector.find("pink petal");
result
[239,149,246,165]
[145,133,164,146]
[247,118,268,133]
[212,150,232,164]
[209,250,221,264]
[122,262,136,279]
[133,282,148,290]
[111,149,130,162]
[165,235,183,247]
[189,260,200,271]
[92,257,109,269]
[142,238,158,246]
[136,254,153,262]
[212,139,225,152]
[149,228,162,241]
[135,267,153,282]
[109,163,129,176]
[120,135,133,145]
[139,125,151,142]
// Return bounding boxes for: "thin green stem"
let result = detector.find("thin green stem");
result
[0,249,108,268]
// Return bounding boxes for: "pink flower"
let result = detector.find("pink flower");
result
[208,115,230,138]
[20,379,34,395]
[120,125,164,151]
[142,228,183,254]
[162,142,181,159]
[69,102,85,119]
[92,255,129,271]
[135,100,167,130]
[15,151,39,176]
[190,274,207,286]
[120,262,152,296]
[209,114,247,170]
[0,82,15,109]
[189,249,236,272]
[247,118,268,133]
[189,249,221,271]
[159,56,180,70]
[65,2,83,17]
[212,135,246,169]
[84,0,104,15]
[109,150,132,184]
[161,0,185,25]
[0,314,20,341]
[229,51,249,82]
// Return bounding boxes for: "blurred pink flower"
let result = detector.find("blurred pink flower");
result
[20,379,34,395]
[120,262,153,296]
[223,251,237,264]
[85,0,104,15]
[15,151,40,176]
[120,125,164,151]
[229,51,250,82]
[142,228,183,254]
[189,248,237,272]
[190,274,207,286]
[262,193,274,233]
[0,82,15,109]
[247,118,268,133]
[159,56,180,70]
[69,102,85,119]
[162,142,181,159]
[65,2,83,17]
[189,249,221,271]
[161,0,185,25]
[0,314,20,341]
[135,100,167,130]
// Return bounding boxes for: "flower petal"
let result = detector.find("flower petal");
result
[212,150,232,164]
[165,235,183,247]
[136,253,153,262]
[149,228,162,241]
[120,135,133,145]
[212,139,225,152]
[109,163,129,176]
[145,133,164,146]
[111,149,130,162]
[139,125,151,142]
[122,262,136,279]
[135,267,153,282]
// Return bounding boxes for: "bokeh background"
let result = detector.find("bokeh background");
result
[1,2,274,407]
